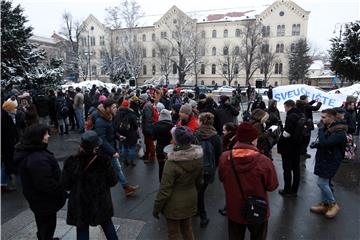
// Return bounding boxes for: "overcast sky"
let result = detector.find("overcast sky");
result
[14,0,359,52]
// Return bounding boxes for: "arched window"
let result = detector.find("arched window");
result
[276,44,284,53]
[223,46,228,55]
[173,63,177,74]
[152,33,155,41]
[291,43,296,52]
[277,25,285,36]
[223,29,228,38]
[152,65,156,75]
[212,80,216,85]
[142,34,146,42]
[292,24,301,36]
[235,29,241,37]
[223,81,227,86]
[212,47,216,56]
[234,64,239,74]
[212,30,217,38]
[143,65,147,75]
[262,44,269,54]
[201,80,205,85]
[262,26,270,37]
[211,64,216,74]
[200,64,205,74]
[142,48,147,57]
[201,31,206,39]
[235,46,240,55]
[152,49,156,57]
[275,63,283,74]
[280,44,284,53]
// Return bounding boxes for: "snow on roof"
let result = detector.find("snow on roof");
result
[328,83,360,96]
[29,35,59,45]
[309,60,324,70]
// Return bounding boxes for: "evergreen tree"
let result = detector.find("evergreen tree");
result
[288,38,312,84]
[329,21,360,85]
[1,0,63,90]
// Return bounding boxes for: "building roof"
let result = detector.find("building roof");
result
[309,60,324,70]
[29,35,59,45]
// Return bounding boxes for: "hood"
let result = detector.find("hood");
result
[230,142,260,173]
[195,125,217,140]
[96,104,113,121]
[14,143,48,166]
[165,144,203,164]
[327,121,348,134]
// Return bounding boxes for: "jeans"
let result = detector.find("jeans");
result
[228,219,268,240]
[166,218,194,240]
[34,212,57,240]
[281,153,300,193]
[77,219,118,240]
[119,145,136,163]
[111,157,127,187]
[317,177,336,204]
[75,108,85,131]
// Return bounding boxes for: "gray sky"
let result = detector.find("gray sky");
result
[14,0,360,52]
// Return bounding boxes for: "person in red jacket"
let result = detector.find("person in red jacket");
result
[177,103,198,133]
[219,122,278,240]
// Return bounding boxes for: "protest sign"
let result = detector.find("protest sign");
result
[273,84,347,112]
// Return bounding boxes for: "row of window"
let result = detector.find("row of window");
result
[261,42,300,54]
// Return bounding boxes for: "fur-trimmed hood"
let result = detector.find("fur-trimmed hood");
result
[96,104,113,121]
[164,144,203,162]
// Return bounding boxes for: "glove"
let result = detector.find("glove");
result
[153,210,160,219]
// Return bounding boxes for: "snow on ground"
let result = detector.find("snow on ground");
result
[61,80,118,91]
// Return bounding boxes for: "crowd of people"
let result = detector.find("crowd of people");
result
[1,82,359,240]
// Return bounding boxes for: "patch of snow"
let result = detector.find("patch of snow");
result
[61,80,118,91]
[328,83,360,97]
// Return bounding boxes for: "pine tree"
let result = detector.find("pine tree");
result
[1,0,63,90]
[288,38,312,84]
[329,21,360,85]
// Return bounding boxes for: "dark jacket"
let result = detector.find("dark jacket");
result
[114,107,138,146]
[48,95,57,117]
[141,101,155,136]
[55,96,68,119]
[296,100,322,129]
[159,96,171,110]
[266,100,281,128]
[251,100,266,112]
[277,107,302,155]
[314,122,347,178]
[61,152,117,227]
[14,143,66,215]
[222,131,237,152]
[1,110,19,174]
[219,143,278,224]
[153,120,174,157]
[344,109,357,134]
[33,95,50,117]
[215,103,239,135]
[94,105,116,157]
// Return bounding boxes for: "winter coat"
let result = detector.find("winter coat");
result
[141,101,156,136]
[219,143,278,224]
[94,105,116,157]
[344,109,356,134]
[1,110,19,174]
[195,125,222,182]
[314,122,347,178]
[222,131,237,152]
[153,145,203,220]
[14,143,66,215]
[249,119,272,158]
[73,92,84,109]
[251,100,266,112]
[266,101,281,128]
[215,103,239,135]
[177,115,199,133]
[61,152,117,227]
[277,107,302,155]
[33,95,50,117]
[114,107,138,146]
[48,95,57,117]
[159,96,171,110]
[153,120,174,157]
[296,100,322,129]
[55,96,68,119]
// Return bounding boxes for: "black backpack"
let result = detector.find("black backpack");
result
[198,139,216,184]
[294,113,312,141]
[117,114,131,136]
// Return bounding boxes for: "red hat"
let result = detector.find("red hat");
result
[236,122,259,143]
[121,100,129,107]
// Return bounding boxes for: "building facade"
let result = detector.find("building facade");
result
[79,0,310,86]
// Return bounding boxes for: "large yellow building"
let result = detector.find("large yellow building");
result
[79,0,309,86]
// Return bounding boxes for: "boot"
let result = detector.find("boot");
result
[200,213,210,228]
[310,202,329,214]
[59,125,64,136]
[64,124,69,134]
[325,203,340,218]
[124,185,139,196]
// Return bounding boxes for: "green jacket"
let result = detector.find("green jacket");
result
[153,144,203,220]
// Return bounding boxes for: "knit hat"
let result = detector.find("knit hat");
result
[81,131,103,152]
[159,109,172,121]
[99,95,107,103]
[2,100,17,112]
[121,100,129,107]
[171,126,194,145]
[250,109,269,124]
[236,122,259,143]
[131,95,139,102]
[179,103,192,115]
[189,99,197,108]
[156,102,165,113]
[139,93,149,102]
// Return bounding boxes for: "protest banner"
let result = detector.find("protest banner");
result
[273,84,347,112]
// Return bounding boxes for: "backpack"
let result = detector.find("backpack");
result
[117,114,131,136]
[85,108,96,131]
[294,113,312,142]
[198,139,216,184]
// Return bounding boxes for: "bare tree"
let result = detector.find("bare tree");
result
[155,41,173,85]
[218,42,241,86]
[61,11,86,82]
[239,21,263,86]
[104,6,122,29]
[257,45,277,86]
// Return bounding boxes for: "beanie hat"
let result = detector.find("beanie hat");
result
[99,95,107,103]
[121,100,129,107]
[159,109,172,121]
[189,99,197,108]
[81,131,103,152]
[140,93,149,102]
[250,109,269,124]
[179,103,192,115]
[156,102,165,113]
[171,126,194,145]
[236,122,259,143]
[2,100,17,112]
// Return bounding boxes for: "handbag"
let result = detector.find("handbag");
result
[229,150,268,223]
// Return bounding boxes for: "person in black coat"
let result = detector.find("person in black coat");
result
[277,100,302,197]
[14,124,67,240]
[33,90,50,125]
[251,94,266,112]
[48,90,58,129]
[215,96,239,135]
[153,109,174,182]
[344,101,357,134]
[114,101,139,166]
[62,131,119,239]
[309,109,347,219]
[55,91,69,135]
